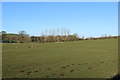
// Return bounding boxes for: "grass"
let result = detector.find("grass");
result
[2,38,118,78]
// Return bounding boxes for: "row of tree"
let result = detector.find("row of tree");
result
[0,29,79,43]
[0,29,118,43]
[0,31,30,43]
[31,34,79,43]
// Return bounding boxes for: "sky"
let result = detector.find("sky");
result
[2,2,118,37]
[1,0,119,2]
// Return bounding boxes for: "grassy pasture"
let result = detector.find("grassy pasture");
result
[2,39,118,78]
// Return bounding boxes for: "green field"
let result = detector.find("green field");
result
[2,39,118,78]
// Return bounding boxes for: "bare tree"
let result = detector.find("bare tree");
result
[45,29,48,36]
[66,28,70,36]
[49,29,52,36]
[61,28,64,36]
[57,28,60,36]
[63,28,66,36]
[18,31,27,43]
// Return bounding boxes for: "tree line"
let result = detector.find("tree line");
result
[0,28,79,43]
[0,29,118,43]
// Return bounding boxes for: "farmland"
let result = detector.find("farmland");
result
[2,38,118,78]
